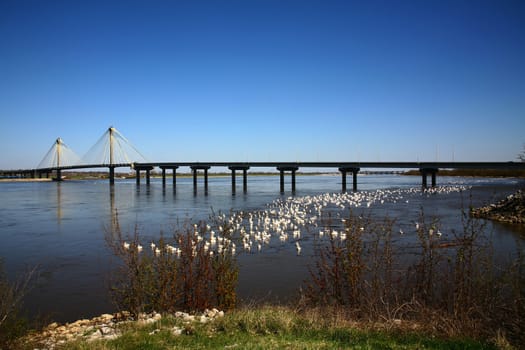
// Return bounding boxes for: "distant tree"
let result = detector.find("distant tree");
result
[519,144,525,162]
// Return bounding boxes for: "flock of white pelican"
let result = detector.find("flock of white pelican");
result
[122,185,469,258]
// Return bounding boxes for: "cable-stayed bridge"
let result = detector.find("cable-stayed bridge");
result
[1,126,524,192]
[2,127,147,185]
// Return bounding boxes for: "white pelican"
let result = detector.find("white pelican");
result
[295,241,301,255]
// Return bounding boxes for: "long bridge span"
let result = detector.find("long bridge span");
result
[133,161,525,193]
[1,127,524,193]
[2,161,524,194]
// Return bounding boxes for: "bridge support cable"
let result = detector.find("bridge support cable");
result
[37,138,82,180]
[82,126,148,165]
[80,126,149,184]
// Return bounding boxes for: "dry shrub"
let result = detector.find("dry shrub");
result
[303,208,525,346]
[0,259,37,349]
[305,212,397,319]
[105,215,238,316]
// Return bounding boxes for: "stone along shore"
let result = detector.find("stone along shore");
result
[25,309,224,349]
[471,190,525,224]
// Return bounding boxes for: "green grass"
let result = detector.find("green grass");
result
[57,307,497,350]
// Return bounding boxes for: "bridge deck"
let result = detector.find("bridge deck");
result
[1,161,524,174]
[135,161,525,170]
[2,161,523,191]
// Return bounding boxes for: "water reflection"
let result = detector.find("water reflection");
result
[109,185,116,234]
[56,182,62,223]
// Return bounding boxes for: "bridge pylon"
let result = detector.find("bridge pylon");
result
[36,137,81,181]
[108,127,115,185]
[55,138,63,181]
[79,126,148,185]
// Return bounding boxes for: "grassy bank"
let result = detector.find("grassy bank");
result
[34,307,499,350]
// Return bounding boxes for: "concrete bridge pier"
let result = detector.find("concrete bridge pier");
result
[191,166,211,194]
[109,166,115,185]
[420,168,438,188]
[134,165,154,186]
[160,166,179,188]
[339,167,360,192]
[277,166,299,193]
[243,168,248,192]
[55,168,63,181]
[229,166,250,194]
[146,169,151,185]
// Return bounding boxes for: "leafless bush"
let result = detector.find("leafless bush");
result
[105,215,239,316]
[303,208,525,346]
[0,259,38,348]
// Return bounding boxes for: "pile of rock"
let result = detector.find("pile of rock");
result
[27,308,224,350]
[471,190,525,224]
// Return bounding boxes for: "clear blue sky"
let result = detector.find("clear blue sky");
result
[1,0,524,169]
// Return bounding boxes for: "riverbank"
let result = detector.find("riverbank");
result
[471,190,525,224]
[18,307,499,350]
[0,178,52,182]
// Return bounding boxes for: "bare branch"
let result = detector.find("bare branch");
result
[0,263,38,328]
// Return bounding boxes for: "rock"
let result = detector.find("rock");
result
[99,326,114,335]
[183,314,196,322]
[148,329,161,335]
[100,313,115,322]
[87,332,102,342]
[104,333,120,340]
[471,190,525,224]
[205,308,219,318]
[175,311,188,318]
[46,322,59,330]
[68,326,81,334]
[26,309,226,349]
[114,311,132,320]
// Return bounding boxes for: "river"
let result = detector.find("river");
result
[0,174,523,322]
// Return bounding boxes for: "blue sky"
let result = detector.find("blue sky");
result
[1,0,524,169]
